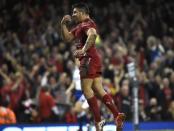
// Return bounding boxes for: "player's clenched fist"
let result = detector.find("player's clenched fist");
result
[61,15,72,25]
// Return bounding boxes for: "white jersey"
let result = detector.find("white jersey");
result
[73,66,89,110]
[73,66,81,91]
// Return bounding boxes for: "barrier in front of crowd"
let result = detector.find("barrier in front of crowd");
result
[0,122,174,131]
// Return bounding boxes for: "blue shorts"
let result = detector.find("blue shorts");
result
[74,90,83,101]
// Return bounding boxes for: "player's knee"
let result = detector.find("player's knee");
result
[83,90,94,99]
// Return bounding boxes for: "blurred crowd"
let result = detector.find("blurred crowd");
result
[0,0,174,124]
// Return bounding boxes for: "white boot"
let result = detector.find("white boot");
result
[95,119,105,131]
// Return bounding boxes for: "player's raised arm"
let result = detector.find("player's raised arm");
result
[82,28,97,52]
[60,15,74,42]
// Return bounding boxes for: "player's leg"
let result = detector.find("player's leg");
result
[80,57,105,130]
[72,100,87,131]
[72,101,84,113]
[81,78,102,123]
[72,95,89,113]
[93,77,119,116]
[93,77,126,130]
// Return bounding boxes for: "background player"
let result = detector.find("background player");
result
[60,3,125,131]
[66,58,90,131]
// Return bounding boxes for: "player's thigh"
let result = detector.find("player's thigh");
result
[81,78,94,98]
[93,77,106,98]
[73,101,83,113]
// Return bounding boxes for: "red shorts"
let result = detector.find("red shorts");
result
[79,56,102,79]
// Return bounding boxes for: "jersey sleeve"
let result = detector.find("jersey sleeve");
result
[82,21,96,33]
[70,27,76,36]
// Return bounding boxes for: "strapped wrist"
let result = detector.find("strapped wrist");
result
[61,22,66,25]
[82,47,87,53]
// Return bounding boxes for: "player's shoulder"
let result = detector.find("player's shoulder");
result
[81,18,96,27]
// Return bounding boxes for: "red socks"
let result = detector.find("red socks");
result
[87,94,119,122]
[102,94,119,117]
[87,96,101,122]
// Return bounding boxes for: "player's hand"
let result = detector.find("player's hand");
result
[74,49,86,58]
[61,15,71,25]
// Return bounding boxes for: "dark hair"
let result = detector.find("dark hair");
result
[42,84,50,91]
[72,3,89,14]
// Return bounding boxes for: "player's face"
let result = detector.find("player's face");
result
[72,8,83,23]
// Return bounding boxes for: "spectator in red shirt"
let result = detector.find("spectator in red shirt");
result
[65,108,78,123]
[38,85,59,122]
[0,68,26,120]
